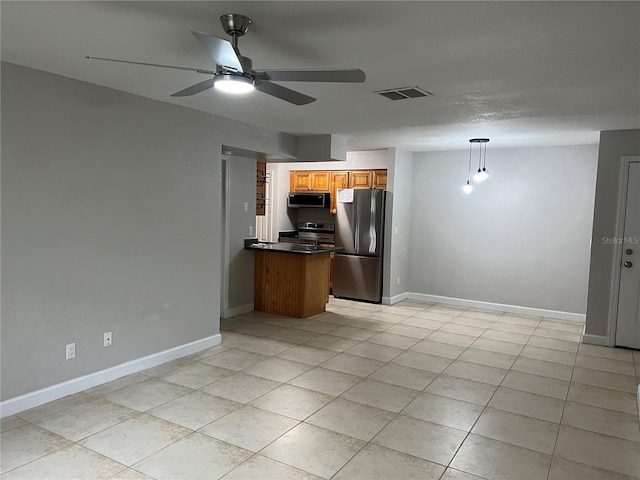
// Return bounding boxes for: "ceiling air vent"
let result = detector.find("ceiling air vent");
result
[374,86,433,101]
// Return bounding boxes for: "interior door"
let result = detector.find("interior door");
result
[615,160,640,349]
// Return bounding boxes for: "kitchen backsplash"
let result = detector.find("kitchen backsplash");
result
[297,207,335,224]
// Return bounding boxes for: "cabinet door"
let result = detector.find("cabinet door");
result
[373,169,387,189]
[310,171,331,191]
[290,171,312,191]
[329,171,349,213]
[349,170,373,189]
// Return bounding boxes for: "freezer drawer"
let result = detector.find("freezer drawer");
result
[332,254,382,303]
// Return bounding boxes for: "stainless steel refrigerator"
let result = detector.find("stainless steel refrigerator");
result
[333,188,386,303]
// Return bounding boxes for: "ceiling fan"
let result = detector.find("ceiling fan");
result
[86,13,366,105]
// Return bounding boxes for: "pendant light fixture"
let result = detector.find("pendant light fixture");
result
[471,138,490,183]
[462,139,475,194]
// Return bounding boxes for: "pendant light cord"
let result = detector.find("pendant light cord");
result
[482,142,487,169]
[467,142,473,181]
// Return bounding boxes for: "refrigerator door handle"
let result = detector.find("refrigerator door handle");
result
[353,193,360,252]
[369,194,376,253]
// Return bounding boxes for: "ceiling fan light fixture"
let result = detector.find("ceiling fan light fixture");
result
[214,73,254,94]
[87,13,364,104]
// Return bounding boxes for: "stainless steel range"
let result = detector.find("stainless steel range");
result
[279,222,335,245]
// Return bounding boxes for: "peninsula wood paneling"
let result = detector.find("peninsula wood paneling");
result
[254,250,330,318]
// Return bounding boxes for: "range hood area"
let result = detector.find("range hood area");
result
[287,192,331,208]
[222,133,347,163]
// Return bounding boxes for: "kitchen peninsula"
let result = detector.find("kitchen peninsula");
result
[245,242,336,318]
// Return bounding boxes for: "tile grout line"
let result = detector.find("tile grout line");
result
[226,303,460,479]
[441,334,521,477]
[543,331,579,480]
[187,309,634,478]
[6,302,633,480]
[361,307,502,478]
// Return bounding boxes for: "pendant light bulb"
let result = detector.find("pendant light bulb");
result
[462,181,474,194]
[473,168,489,183]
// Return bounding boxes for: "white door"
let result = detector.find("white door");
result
[615,160,640,349]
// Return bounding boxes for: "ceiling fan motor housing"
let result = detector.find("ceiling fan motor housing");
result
[220,14,252,37]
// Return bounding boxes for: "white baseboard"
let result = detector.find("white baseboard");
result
[0,334,221,418]
[405,293,586,323]
[581,334,612,346]
[223,303,254,318]
[382,292,409,305]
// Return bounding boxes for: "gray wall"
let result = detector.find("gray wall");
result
[385,148,414,300]
[409,145,598,314]
[226,157,257,313]
[1,63,286,400]
[586,129,640,336]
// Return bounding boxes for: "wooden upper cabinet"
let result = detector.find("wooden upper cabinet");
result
[310,171,330,191]
[372,169,387,189]
[290,169,387,213]
[349,170,374,189]
[290,171,312,191]
[329,171,349,213]
[290,171,330,191]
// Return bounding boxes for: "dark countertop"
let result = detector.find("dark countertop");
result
[245,241,340,255]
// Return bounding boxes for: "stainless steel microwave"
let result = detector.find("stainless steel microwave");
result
[287,192,331,208]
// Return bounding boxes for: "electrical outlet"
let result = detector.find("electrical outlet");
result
[394,226,399,235]
[396,276,401,285]
[243,201,249,212]
[66,343,76,360]
[103,332,112,347]
[249,225,254,236]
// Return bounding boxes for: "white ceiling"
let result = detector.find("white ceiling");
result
[2,1,639,152]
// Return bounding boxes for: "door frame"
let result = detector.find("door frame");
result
[220,156,231,319]
[267,167,278,242]
[607,155,640,346]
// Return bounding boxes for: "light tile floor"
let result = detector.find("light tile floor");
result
[2,298,640,480]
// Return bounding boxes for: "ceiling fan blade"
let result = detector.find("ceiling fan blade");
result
[255,81,316,105]
[258,69,366,83]
[191,31,243,72]
[170,78,215,97]
[85,56,215,75]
